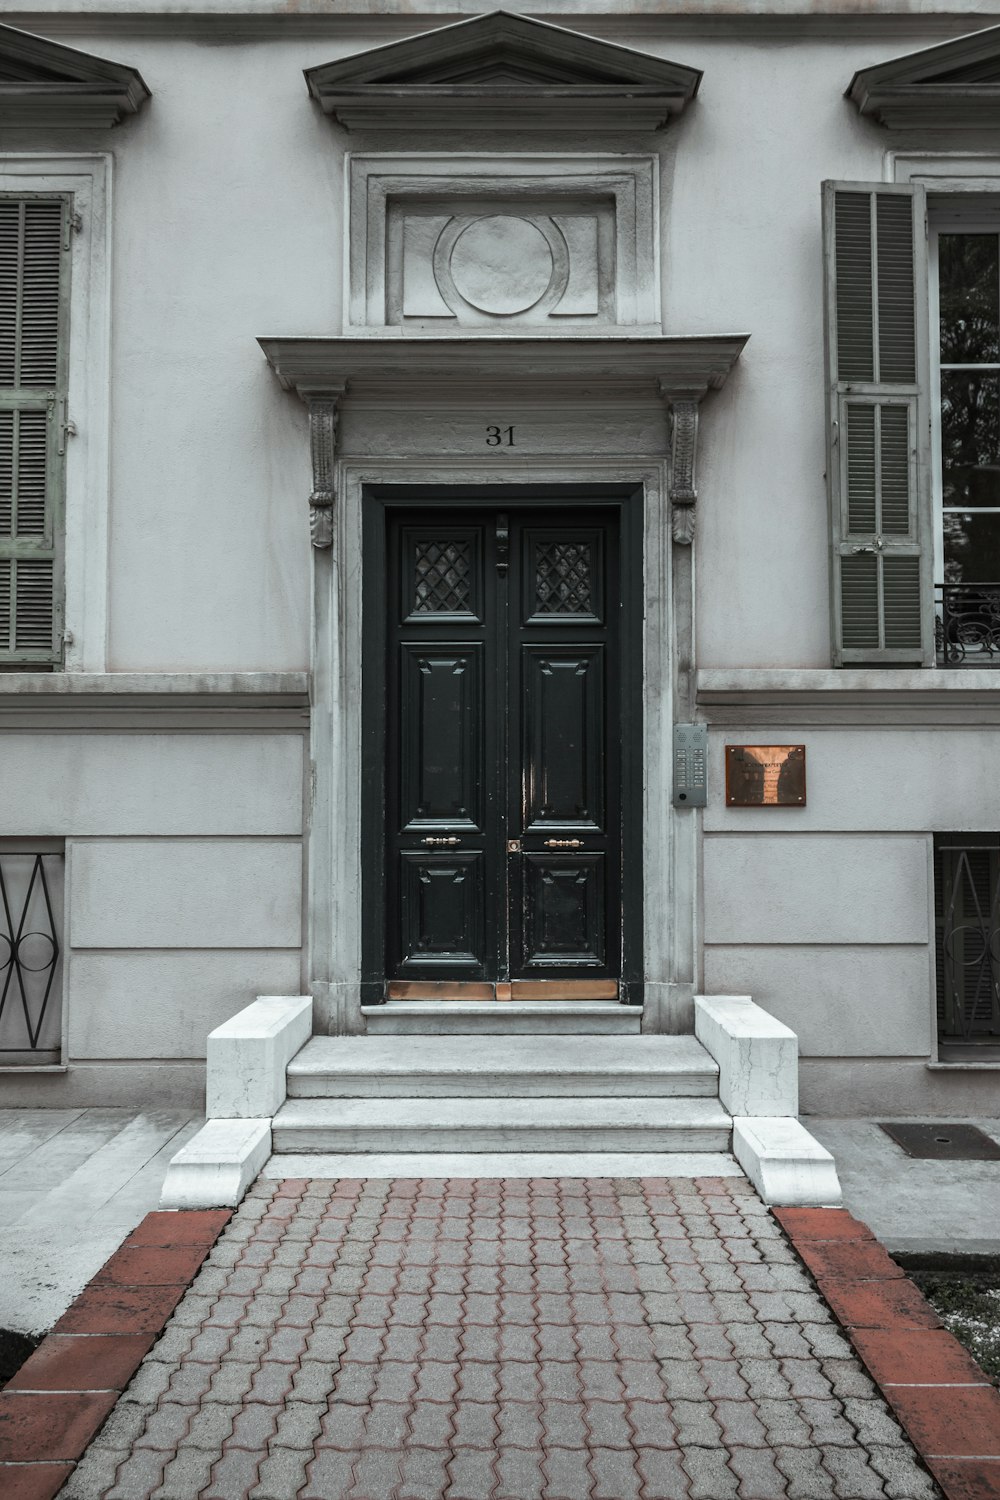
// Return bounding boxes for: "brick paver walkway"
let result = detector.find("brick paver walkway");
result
[60,1176,940,1499]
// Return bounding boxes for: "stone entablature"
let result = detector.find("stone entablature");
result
[346,154,659,334]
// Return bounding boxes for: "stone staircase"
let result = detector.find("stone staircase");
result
[160,993,844,1209]
[269,1007,732,1159]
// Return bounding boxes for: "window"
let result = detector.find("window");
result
[0,840,64,1064]
[0,192,70,666]
[934,833,1000,1057]
[930,205,1000,664]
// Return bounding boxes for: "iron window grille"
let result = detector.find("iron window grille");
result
[0,845,63,1063]
[934,833,1000,1054]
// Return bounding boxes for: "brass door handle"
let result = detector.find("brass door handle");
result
[543,838,584,848]
[421,836,461,846]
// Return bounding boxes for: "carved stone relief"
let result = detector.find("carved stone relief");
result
[348,155,659,332]
[396,205,608,325]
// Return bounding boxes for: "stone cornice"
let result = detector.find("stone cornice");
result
[305,10,701,135]
[697,668,1000,726]
[257,334,749,403]
[0,672,310,730]
[0,21,150,128]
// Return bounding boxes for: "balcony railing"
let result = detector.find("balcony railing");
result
[935,582,1000,666]
[0,851,63,1063]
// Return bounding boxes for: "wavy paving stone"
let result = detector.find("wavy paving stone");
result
[13,1178,943,1500]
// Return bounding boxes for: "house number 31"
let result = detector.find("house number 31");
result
[486,425,515,447]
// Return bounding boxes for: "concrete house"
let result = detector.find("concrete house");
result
[1,0,998,1179]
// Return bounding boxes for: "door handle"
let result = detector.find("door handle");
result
[544,838,585,849]
[507,839,521,853]
[421,836,461,846]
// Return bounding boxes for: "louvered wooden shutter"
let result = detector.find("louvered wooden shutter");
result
[823,182,932,666]
[0,196,69,666]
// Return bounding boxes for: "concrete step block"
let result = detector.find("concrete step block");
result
[207,994,312,1119]
[159,1119,271,1209]
[262,1150,745,1179]
[695,994,798,1116]
[362,1001,642,1036]
[287,1034,718,1098]
[732,1116,843,1207]
[271,1096,732,1154]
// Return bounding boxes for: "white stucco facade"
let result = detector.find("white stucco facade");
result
[2,0,999,1114]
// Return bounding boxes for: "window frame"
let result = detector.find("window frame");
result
[0,155,111,672]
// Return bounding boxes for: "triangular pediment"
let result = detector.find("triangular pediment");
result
[849,24,1000,128]
[0,23,149,127]
[306,10,701,134]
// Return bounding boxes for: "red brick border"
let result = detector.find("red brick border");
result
[774,1206,1000,1500]
[0,1209,231,1500]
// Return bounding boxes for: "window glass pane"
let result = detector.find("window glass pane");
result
[939,233,1000,364]
[941,369,1000,506]
[943,511,1000,581]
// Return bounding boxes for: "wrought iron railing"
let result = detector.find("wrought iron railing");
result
[0,851,62,1060]
[935,837,1000,1047]
[934,582,1000,666]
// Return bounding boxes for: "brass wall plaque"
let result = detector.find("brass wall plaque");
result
[725,745,806,807]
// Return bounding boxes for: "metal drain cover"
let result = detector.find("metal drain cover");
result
[879,1122,1000,1160]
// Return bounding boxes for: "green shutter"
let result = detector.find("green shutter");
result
[0,195,69,667]
[823,182,932,666]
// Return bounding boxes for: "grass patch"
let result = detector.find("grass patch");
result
[909,1270,1000,1385]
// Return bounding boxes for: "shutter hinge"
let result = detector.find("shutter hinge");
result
[55,397,77,456]
[69,211,83,234]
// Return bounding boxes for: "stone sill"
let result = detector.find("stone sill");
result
[0,672,308,696]
[0,1065,67,1074]
[0,673,310,730]
[926,1061,1000,1072]
[697,669,1000,725]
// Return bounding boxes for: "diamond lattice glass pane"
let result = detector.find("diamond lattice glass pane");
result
[535,542,593,614]
[413,540,472,614]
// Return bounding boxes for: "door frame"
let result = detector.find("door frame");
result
[360,485,644,1004]
[308,453,696,1039]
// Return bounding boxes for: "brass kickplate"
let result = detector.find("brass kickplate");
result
[385,979,619,1002]
[878,1122,1000,1160]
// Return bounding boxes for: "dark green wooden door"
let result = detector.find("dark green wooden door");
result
[384,507,622,990]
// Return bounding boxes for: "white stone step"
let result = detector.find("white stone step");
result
[287,1035,718,1099]
[270,1096,732,1155]
[362,1001,642,1035]
[263,1151,745,1180]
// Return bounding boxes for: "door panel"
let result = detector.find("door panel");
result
[383,505,624,993]
[522,854,605,966]
[399,645,483,832]
[522,647,604,831]
[399,853,485,971]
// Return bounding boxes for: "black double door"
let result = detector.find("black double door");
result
[381,505,626,996]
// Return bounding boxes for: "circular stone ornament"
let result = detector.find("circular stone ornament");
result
[447,215,554,315]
